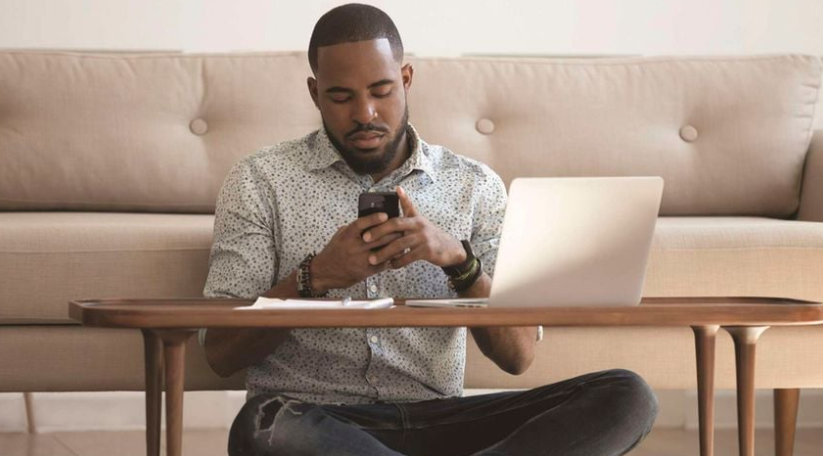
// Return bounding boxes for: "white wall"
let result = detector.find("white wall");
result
[1,0,822,56]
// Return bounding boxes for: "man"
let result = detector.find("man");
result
[203,4,657,455]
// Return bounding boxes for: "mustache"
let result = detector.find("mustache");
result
[345,123,389,138]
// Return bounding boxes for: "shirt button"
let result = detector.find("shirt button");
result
[369,284,378,293]
[369,335,379,344]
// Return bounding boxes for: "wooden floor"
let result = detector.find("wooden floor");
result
[632,428,823,456]
[1,427,822,455]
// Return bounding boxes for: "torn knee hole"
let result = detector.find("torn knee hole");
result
[255,397,304,432]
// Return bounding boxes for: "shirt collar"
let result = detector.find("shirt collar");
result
[305,127,345,171]
[402,124,438,183]
[305,124,437,184]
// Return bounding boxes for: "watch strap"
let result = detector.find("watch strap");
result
[444,241,483,292]
[443,240,476,278]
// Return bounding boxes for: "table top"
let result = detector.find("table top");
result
[68,297,823,329]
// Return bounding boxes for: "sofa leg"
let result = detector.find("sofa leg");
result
[23,392,37,434]
[774,388,799,456]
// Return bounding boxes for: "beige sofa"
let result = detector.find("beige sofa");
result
[1,51,822,428]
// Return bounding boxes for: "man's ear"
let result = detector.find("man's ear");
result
[307,77,320,109]
[401,64,414,94]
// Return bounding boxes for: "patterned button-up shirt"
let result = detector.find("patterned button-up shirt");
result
[203,125,507,405]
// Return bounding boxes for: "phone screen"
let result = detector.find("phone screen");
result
[358,192,400,219]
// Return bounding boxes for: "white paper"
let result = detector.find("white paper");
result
[236,297,394,310]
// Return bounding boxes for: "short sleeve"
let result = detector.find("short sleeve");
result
[203,157,279,299]
[470,169,508,278]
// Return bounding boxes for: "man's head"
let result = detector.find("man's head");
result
[307,4,413,177]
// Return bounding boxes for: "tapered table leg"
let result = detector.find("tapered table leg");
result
[775,388,800,456]
[141,330,163,456]
[23,392,37,434]
[692,325,719,456]
[724,326,769,456]
[158,330,196,456]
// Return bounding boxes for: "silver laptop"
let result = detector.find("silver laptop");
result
[407,176,663,308]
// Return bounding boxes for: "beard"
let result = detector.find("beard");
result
[324,105,410,176]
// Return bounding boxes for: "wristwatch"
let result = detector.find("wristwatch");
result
[443,240,483,292]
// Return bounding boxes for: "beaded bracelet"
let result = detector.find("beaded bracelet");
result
[296,253,327,298]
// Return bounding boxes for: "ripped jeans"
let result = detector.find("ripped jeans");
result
[228,369,658,456]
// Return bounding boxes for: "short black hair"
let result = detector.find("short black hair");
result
[308,3,404,74]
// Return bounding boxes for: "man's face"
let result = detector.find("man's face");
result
[308,39,413,175]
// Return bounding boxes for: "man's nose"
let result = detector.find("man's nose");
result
[351,98,377,125]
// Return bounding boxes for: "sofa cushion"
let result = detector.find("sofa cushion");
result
[0,53,820,216]
[1,213,822,324]
[0,326,244,392]
[646,217,823,301]
[465,326,823,390]
[409,55,821,217]
[0,212,214,323]
[0,52,320,213]
[3,324,823,392]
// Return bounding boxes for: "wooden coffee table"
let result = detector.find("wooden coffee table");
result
[69,297,823,456]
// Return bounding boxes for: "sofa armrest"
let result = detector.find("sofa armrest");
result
[799,130,823,221]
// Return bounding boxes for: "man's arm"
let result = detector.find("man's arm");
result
[203,158,285,378]
[366,186,538,376]
[204,213,399,378]
[204,271,299,378]
[461,274,537,376]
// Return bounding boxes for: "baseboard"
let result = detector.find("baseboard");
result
[0,391,245,433]
[682,389,823,430]
[0,392,27,432]
[2,389,822,433]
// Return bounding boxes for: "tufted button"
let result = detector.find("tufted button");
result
[189,118,209,136]
[679,125,699,142]
[476,118,495,135]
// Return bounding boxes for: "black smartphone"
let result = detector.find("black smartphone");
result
[358,192,400,219]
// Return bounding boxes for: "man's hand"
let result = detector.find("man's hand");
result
[363,186,466,269]
[311,212,403,293]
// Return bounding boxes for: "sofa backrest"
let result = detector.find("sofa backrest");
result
[0,52,819,216]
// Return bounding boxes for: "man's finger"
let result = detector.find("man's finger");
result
[389,246,423,269]
[368,260,392,275]
[362,217,413,242]
[369,235,417,265]
[353,212,389,232]
[362,232,403,251]
[396,186,418,217]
